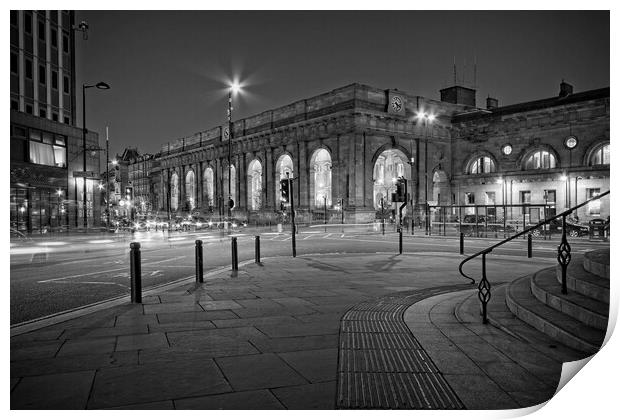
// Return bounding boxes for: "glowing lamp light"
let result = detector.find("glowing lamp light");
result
[119,199,125,206]
[559,175,567,181]
[56,189,63,196]
[230,82,241,94]
[496,178,503,184]
[427,114,436,122]
[19,206,26,213]
[112,159,118,165]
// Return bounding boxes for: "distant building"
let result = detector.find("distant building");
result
[142,81,608,226]
[10,10,102,233]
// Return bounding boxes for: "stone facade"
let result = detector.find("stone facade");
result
[140,82,609,225]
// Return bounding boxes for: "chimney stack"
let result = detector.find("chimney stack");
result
[486,96,498,110]
[559,80,573,97]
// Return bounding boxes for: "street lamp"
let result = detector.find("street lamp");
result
[82,81,110,230]
[227,82,241,232]
[415,111,436,234]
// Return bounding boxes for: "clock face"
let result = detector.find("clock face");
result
[502,144,513,155]
[565,136,578,149]
[391,95,403,112]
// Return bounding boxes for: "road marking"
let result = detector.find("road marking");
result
[143,256,186,265]
[150,270,163,276]
[37,267,126,283]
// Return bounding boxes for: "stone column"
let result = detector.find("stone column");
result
[265,148,274,209]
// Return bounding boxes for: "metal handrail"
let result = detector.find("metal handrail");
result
[459,190,609,323]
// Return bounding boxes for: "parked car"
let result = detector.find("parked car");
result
[530,217,589,237]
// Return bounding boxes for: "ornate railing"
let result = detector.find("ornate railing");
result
[459,190,609,324]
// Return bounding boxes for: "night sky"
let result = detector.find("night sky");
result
[74,10,610,158]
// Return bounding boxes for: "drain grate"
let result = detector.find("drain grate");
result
[336,284,473,409]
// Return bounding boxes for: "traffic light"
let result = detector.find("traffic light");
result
[125,186,133,200]
[395,177,407,202]
[280,179,289,202]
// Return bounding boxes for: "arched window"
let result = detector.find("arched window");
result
[468,155,496,174]
[170,173,179,211]
[203,167,214,207]
[185,170,195,210]
[589,143,610,166]
[523,149,556,170]
[310,148,332,207]
[247,159,262,211]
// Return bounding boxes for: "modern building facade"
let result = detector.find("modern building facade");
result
[130,80,610,227]
[10,10,102,233]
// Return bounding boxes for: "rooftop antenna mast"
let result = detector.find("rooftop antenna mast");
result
[453,56,457,86]
[474,55,477,88]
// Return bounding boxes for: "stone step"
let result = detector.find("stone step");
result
[457,284,590,363]
[533,267,608,330]
[583,249,610,280]
[506,273,605,354]
[555,257,609,304]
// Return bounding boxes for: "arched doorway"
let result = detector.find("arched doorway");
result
[203,167,214,208]
[185,170,195,210]
[170,172,179,211]
[432,169,449,204]
[247,159,262,210]
[372,149,410,210]
[275,154,294,202]
[310,148,332,207]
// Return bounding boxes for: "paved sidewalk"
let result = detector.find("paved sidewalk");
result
[11,251,565,409]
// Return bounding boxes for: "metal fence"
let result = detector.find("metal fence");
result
[426,203,566,239]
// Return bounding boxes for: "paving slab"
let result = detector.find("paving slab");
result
[277,348,338,383]
[115,332,169,351]
[175,389,284,409]
[57,336,118,357]
[11,370,95,409]
[11,351,139,377]
[271,381,337,409]
[215,353,307,391]
[87,359,231,409]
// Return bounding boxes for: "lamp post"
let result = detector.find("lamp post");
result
[82,81,110,230]
[416,111,435,234]
[227,82,240,233]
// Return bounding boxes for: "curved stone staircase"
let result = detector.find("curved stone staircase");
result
[505,249,609,354]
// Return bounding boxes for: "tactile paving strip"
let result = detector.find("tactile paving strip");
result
[336,284,473,409]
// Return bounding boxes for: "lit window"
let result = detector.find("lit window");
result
[465,192,475,204]
[28,129,66,167]
[589,143,610,166]
[468,155,495,174]
[520,191,531,204]
[587,188,601,215]
[523,149,556,170]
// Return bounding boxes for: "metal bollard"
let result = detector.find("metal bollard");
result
[527,234,532,258]
[460,232,464,255]
[231,237,239,271]
[130,242,142,303]
[255,235,261,264]
[195,239,204,283]
[398,227,403,255]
